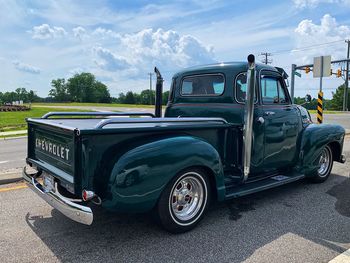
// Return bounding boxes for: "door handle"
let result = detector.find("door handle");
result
[256,117,265,125]
[264,111,275,116]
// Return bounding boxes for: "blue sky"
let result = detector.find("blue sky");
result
[1,0,350,99]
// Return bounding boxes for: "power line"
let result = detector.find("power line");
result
[272,39,345,55]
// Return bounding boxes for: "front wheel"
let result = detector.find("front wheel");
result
[156,168,211,233]
[307,145,333,183]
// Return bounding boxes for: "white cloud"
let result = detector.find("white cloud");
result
[72,26,86,40]
[92,46,130,71]
[293,14,350,63]
[30,24,67,39]
[12,60,41,74]
[92,27,120,39]
[120,28,215,70]
[293,0,350,8]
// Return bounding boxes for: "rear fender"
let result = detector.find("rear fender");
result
[299,124,345,174]
[102,136,225,212]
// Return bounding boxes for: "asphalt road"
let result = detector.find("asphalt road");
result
[0,138,26,173]
[0,137,349,263]
[311,113,350,130]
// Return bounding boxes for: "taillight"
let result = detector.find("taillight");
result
[82,190,95,201]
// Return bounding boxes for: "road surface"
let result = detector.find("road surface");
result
[0,137,349,263]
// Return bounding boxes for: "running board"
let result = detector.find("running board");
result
[224,172,305,199]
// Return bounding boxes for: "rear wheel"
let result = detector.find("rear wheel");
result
[156,168,210,233]
[307,145,333,183]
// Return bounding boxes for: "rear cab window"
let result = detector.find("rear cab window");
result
[181,74,225,96]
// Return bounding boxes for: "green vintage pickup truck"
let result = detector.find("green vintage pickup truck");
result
[23,55,346,233]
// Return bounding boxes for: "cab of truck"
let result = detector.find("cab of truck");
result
[165,62,304,176]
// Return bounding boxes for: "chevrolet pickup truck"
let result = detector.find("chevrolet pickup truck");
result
[23,55,346,233]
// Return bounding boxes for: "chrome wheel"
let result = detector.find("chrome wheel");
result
[318,146,332,177]
[169,172,206,224]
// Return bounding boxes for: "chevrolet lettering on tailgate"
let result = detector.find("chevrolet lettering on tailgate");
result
[35,138,70,161]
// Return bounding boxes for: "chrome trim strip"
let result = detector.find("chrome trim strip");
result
[22,167,93,225]
[243,55,256,182]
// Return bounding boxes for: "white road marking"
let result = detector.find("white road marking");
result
[329,249,350,263]
[0,161,9,164]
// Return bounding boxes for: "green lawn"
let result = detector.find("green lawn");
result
[0,107,92,132]
[308,110,343,114]
[33,102,154,108]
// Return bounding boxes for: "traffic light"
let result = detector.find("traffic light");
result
[336,69,342,78]
[305,66,311,74]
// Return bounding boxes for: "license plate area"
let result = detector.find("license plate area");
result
[43,173,55,193]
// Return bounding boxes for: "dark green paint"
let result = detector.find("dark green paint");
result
[25,61,346,213]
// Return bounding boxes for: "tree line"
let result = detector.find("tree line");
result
[48,72,169,105]
[294,84,350,111]
[0,88,41,104]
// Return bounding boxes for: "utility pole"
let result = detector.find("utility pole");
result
[343,40,350,111]
[148,72,153,105]
[260,52,272,64]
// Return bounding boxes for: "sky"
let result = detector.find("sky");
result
[1,0,350,99]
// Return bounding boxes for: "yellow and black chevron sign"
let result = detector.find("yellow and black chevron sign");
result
[317,91,323,124]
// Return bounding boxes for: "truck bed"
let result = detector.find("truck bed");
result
[26,112,241,195]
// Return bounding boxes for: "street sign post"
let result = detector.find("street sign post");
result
[313,55,331,124]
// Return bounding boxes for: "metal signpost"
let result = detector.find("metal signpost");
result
[313,55,331,123]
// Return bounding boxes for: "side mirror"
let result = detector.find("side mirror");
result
[305,94,311,103]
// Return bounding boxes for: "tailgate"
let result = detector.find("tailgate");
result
[27,122,77,193]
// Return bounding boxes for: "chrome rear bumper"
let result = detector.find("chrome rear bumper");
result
[22,167,93,225]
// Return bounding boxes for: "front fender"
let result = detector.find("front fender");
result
[299,124,345,174]
[102,136,225,213]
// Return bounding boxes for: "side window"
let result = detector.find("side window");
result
[181,74,224,96]
[261,76,289,104]
[235,72,257,103]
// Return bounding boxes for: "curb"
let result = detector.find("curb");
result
[0,136,27,141]
[0,172,23,185]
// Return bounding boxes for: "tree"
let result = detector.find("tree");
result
[329,83,350,111]
[162,91,170,105]
[93,81,111,103]
[124,91,136,104]
[49,78,69,102]
[117,92,126,103]
[48,73,111,103]
[139,89,156,105]
[66,73,111,103]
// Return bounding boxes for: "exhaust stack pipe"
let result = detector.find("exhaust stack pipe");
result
[242,54,256,182]
[154,67,163,118]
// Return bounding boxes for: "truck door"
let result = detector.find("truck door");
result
[258,72,299,172]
